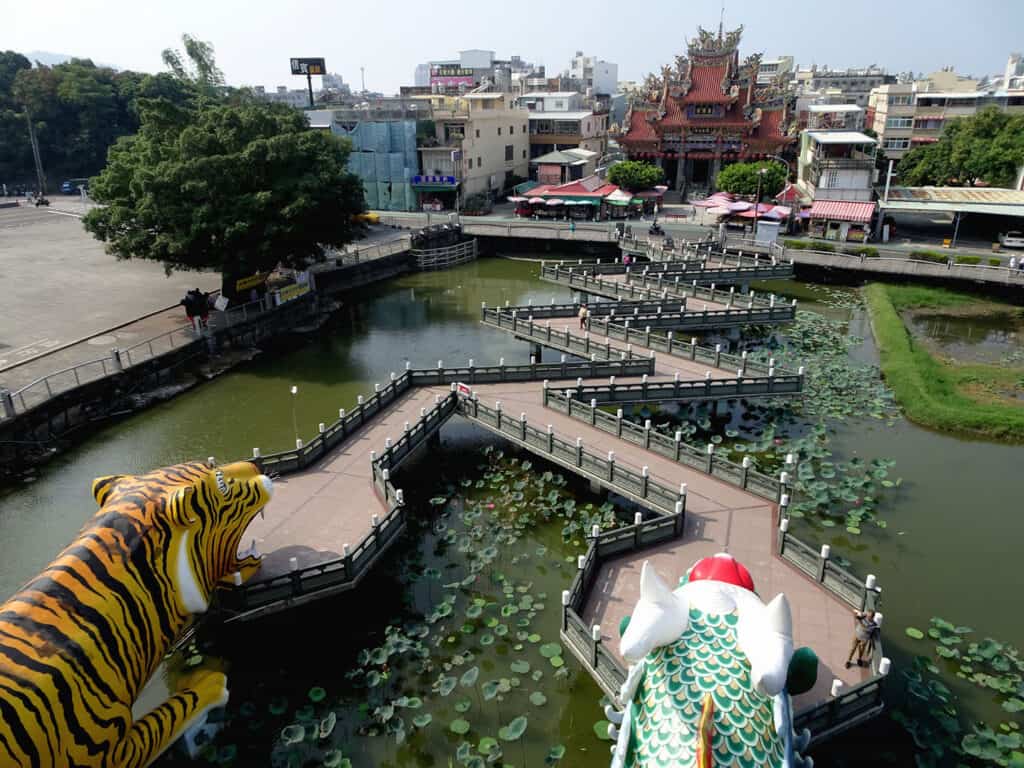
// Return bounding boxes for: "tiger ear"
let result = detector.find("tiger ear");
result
[167,486,199,528]
[93,475,127,506]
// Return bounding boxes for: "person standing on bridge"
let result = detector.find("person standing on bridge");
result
[578,303,590,331]
[845,610,879,668]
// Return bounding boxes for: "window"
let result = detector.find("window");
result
[505,144,514,161]
[554,100,565,109]
[498,126,502,135]
[523,123,527,133]
[475,129,480,138]
[883,138,911,150]
[477,156,482,168]
[889,95,912,106]
[510,125,514,134]
[826,169,840,188]
[694,104,714,117]
[886,117,913,129]
[522,149,527,159]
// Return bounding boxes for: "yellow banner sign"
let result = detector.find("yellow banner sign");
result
[278,282,311,303]
[235,272,267,292]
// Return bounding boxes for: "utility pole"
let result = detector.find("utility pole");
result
[25,110,47,199]
[360,66,366,94]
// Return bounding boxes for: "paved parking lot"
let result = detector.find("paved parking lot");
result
[0,205,219,372]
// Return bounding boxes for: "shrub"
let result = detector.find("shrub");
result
[989,258,1002,266]
[954,255,981,265]
[843,245,879,257]
[783,239,810,250]
[812,242,836,253]
[909,250,948,263]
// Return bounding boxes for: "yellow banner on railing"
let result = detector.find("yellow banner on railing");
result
[235,272,267,292]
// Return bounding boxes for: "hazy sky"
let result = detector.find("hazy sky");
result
[5,0,1023,93]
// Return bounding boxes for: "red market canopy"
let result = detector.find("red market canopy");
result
[507,196,528,202]
[809,200,876,223]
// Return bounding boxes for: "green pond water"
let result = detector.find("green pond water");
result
[2,257,1023,765]
[907,311,1024,364]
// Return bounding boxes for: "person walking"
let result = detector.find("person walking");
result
[578,303,589,331]
[845,610,879,668]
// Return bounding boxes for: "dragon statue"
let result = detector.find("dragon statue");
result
[0,461,273,767]
[606,554,819,768]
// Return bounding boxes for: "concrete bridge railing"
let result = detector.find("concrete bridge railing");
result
[412,238,478,270]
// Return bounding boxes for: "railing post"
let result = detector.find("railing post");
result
[289,556,302,595]
[547,424,555,453]
[741,456,751,489]
[591,624,602,669]
[495,401,502,431]
[706,443,714,474]
[640,466,649,498]
[561,590,570,631]
[110,348,123,373]
[674,430,683,461]
[520,412,527,441]
[818,544,830,583]
[690,337,698,361]
[674,499,685,536]
[641,374,649,402]
[714,343,722,369]
[590,398,598,426]
[616,408,624,438]
[778,516,789,555]
[607,451,615,482]
[575,437,583,467]
[342,543,352,581]
[0,389,14,419]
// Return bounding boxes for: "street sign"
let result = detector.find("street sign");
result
[290,57,325,76]
[412,175,457,186]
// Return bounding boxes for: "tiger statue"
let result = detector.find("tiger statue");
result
[0,460,273,767]
[607,555,819,768]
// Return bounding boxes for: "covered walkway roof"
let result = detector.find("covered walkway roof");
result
[879,187,1024,218]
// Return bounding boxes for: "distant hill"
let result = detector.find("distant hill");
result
[24,50,119,69]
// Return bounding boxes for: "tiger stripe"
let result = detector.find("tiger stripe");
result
[0,461,271,767]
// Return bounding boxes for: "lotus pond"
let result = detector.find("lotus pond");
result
[1,257,1023,767]
[160,435,626,767]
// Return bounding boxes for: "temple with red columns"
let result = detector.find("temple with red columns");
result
[620,25,794,195]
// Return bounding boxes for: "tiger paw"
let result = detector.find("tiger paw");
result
[176,669,230,708]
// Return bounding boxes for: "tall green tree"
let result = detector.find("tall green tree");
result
[161,34,225,97]
[83,101,366,285]
[898,107,1024,187]
[715,161,787,198]
[607,160,665,191]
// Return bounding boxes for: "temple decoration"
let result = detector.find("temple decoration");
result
[607,555,819,768]
[620,25,794,191]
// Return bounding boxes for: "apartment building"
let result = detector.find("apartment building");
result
[757,56,794,86]
[565,51,619,96]
[516,92,608,158]
[868,57,1024,161]
[796,131,878,241]
[799,66,896,107]
[416,93,530,207]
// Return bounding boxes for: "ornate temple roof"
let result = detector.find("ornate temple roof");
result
[621,24,792,157]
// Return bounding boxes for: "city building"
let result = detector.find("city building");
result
[757,56,794,86]
[806,104,865,131]
[618,25,793,194]
[529,148,598,185]
[414,51,535,95]
[565,51,619,95]
[414,93,530,209]
[867,56,1024,162]
[801,66,896,107]
[306,102,423,211]
[796,130,878,241]
[253,85,315,109]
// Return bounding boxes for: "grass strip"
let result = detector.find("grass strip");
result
[864,284,1024,442]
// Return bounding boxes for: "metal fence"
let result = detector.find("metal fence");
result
[545,372,803,406]
[412,238,478,270]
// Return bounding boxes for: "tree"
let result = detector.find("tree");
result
[607,160,665,191]
[161,34,225,97]
[715,161,787,198]
[897,107,1024,187]
[83,101,366,286]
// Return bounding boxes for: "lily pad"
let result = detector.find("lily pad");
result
[539,643,563,658]
[412,713,433,728]
[549,655,565,668]
[511,660,531,674]
[905,627,925,640]
[593,720,613,740]
[450,718,471,735]
[478,736,499,755]
[281,724,305,745]
[308,686,327,703]
[461,666,480,687]
[530,691,548,706]
[498,715,528,741]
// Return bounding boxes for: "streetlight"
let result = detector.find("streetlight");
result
[290,385,299,444]
[754,167,769,239]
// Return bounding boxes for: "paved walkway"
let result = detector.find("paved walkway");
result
[242,355,860,711]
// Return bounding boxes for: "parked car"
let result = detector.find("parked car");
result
[998,231,1024,249]
[60,178,90,195]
